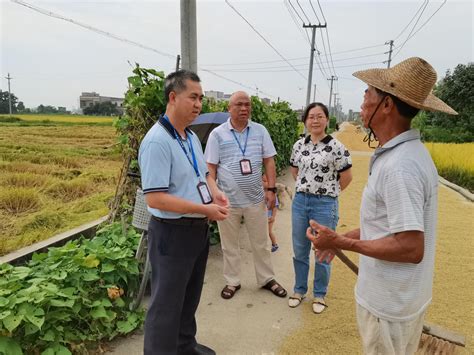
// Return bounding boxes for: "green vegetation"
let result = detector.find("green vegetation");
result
[0,222,144,354]
[413,63,473,143]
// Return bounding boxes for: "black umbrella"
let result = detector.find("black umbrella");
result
[190,112,229,145]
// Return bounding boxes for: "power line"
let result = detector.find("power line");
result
[205,60,384,73]
[309,0,322,24]
[295,0,311,23]
[284,0,311,46]
[392,0,430,58]
[393,0,429,41]
[224,0,306,80]
[393,0,447,58]
[287,0,306,24]
[11,0,176,60]
[316,0,327,23]
[202,51,386,68]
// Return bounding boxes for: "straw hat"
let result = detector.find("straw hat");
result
[353,57,457,115]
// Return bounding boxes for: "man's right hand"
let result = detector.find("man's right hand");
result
[203,204,229,221]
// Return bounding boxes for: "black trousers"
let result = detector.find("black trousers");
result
[144,217,210,355]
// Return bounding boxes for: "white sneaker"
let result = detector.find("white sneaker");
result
[312,297,327,314]
[288,293,305,308]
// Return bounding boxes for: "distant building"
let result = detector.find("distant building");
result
[79,92,124,113]
[261,98,271,105]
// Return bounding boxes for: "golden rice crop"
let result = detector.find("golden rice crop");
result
[0,114,115,124]
[0,172,49,188]
[425,142,474,192]
[46,178,95,202]
[0,188,41,214]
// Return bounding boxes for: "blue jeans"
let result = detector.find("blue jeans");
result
[291,192,339,298]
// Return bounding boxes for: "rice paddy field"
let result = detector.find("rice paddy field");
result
[425,142,474,192]
[0,114,121,255]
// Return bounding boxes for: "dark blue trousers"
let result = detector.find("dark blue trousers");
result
[144,217,210,355]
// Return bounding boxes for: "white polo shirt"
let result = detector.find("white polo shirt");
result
[356,129,439,322]
[204,118,277,208]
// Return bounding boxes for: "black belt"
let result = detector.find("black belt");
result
[152,215,208,226]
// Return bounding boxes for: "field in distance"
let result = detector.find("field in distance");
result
[0,114,121,255]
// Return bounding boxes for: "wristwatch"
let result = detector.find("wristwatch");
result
[266,187,277,193]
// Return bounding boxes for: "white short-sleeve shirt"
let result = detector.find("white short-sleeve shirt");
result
[356,129,439,322]
[205,118,276,207]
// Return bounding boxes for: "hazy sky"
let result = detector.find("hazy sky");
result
[1,0,472,112]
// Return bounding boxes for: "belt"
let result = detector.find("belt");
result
[152,215,208,226]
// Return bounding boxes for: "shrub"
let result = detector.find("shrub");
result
[0,222,144,353]
[0,188,41,214]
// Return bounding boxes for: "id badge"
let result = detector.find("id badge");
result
[240,159,252,175]
[197,182,212,204]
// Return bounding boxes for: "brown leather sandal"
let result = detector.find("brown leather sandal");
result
[221,285,241,299]
[262,279,287,298]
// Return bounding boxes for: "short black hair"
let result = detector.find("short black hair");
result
[164,70,201,103]
[375,88,420,119]
[302,102,329,123]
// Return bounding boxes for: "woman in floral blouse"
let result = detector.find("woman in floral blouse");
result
[289,102,352,314]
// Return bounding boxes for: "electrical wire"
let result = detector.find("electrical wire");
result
[284,0,311,46]
[309,0,322,24]
[11,0,176,60]
[225,0,307,80]
[393,0,447,58]
[296,0,311,23]
[393,0,428,41]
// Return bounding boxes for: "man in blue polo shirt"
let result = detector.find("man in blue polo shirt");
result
[139,70,229,355]
[205,91,287,300]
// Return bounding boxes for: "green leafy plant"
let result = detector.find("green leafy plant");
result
[0,222,144,353]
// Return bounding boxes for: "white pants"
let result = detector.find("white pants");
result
[217,202,275,287]
[356,304,425,355]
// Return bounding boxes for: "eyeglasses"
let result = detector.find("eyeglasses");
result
[306,115,326,121]
[232,102,251,108]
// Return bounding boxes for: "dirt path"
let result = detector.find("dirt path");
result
[108,123,473,354]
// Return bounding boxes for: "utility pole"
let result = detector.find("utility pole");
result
[327,75,337,116]
[303,23,327,108]
[333,93,339,119]
[313,84,316,102]
[384,40,394,68]
[180,0,197,72]
[175,55,181,71]
[5,73,13,115]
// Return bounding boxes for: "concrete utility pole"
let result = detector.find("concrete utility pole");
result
[385,40,394,68]
[175,55,181,71]
[313,84,316,102]
[327,75,337,116]
[180,0,197,72]
[303,23,327,108]
[5,73,13,115]
[333,93,339,119]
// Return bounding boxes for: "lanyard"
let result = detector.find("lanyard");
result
[163,115,201,178]
[231,126,250,157]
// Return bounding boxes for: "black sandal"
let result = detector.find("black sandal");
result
[262,279,287,298]
[221,285,241,299]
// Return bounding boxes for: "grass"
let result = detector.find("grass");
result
[0,117,121,255]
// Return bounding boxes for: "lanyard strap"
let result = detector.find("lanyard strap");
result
[231,126,250,157]
[164,115,201,178]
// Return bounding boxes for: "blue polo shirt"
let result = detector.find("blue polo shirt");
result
[138,115,209,219]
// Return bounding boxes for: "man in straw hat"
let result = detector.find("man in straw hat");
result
[305,57,457,354]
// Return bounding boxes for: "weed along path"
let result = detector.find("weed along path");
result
[108,124,473,354]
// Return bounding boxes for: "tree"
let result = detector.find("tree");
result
[17,101,25,112]
[423,63,474,142]
[83,101,121,116]
[0,90,19,114]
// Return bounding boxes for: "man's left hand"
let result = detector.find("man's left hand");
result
[306,220,339,250]
[265,191,276,210]
[214,190,229,208]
